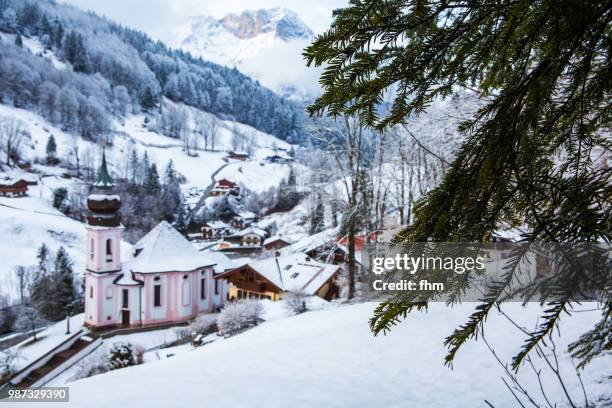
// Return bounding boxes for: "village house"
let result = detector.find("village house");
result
[227,151,249,161]
[283,229,348,265]
[263,235,292,251]
[216,226,267,257]
[232,211,257,229]
[264,154,294,164]
[215,254,341,301]
[208,178,239,197]
[201,220,232,239]
[84,154,230,329]
[0,178,28,197]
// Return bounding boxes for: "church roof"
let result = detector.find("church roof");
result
[126,221,215,273]
[93,151,114,188]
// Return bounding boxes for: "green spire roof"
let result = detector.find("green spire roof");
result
[94,150,114,188]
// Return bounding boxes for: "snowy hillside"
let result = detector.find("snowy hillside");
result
[11,302,610,408]
[174,8,321,101]
[0,98,294,299]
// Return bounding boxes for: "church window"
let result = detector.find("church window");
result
[154,284,161,307]
[106,239,113,262]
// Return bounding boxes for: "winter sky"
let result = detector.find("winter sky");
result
[61,0,347,42]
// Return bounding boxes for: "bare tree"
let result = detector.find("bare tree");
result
[0,117,29,166]
[209,117,218,151]
[15,305,47,341]
[69,132,81,177]
[315,116,369,299]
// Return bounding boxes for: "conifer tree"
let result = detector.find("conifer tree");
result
[305,0,612,369]
[140,86,156,111]
[53,247,77,317]
[14,33,22,48]
[30,244,55,320]
[144,163,161,196]
[45,134,57,164]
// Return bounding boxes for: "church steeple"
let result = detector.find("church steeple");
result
[93,150,114,189]
[87,150,121,228]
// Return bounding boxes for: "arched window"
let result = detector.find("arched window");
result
[106,239,113,262]
[89,286,93,298]
[90,239,94,260]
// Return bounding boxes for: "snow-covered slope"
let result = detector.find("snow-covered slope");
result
[0,101,294,300]
[174,8,320,101]
[10,302,609,407]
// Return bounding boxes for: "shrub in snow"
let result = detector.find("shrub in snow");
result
[217,300,264,337]
[0,349,22,381]
[191,314,217,335]
[107,342,136,370]
[284,290,309,315]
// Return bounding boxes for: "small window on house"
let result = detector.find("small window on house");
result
[89,286,93,298]
[90,239,94,260]
[122,289,129,308]
[154,284,161,307]
[106,239,113,262]
[154,276,160,281]
[183,275,188,280]
[214,279,219,295]
[200,278,207,300]
[290,272,299,279]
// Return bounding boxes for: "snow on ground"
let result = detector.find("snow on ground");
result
[9,314,84,371]
[6,302,608,407]
[0,180,133,303]
[214,160,290,194]
[0,190,86,304]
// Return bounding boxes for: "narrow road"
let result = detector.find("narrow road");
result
[189,161,233,218]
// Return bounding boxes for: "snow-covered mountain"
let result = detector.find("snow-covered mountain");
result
[173,8,321,101]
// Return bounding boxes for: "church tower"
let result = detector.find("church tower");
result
[84,151,123,327]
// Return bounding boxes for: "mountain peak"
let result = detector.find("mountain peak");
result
[218,8,313,41]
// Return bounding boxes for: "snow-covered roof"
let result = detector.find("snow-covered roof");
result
[233,226,266,238]
[236,211,256,219]
[125,221,215,273]
[200,250,236,273]
[283,228,339,255]
[204,221,230,230]
[88,194,120,201]
[222,253,340,295]
[113,272,143,286]
[0,177,26,186]
[263,235,291,246]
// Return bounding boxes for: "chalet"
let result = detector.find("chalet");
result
[0,178,28,197]
[227,151,249,161]
[264,154,294,164]
[208,178,239,197]
[283,229,347,265]
[201,221,232,239]
[232,211,257,229]
[215,254,341,301]
[263,235,292,251]
[232,226,267,247]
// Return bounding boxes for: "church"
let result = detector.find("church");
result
[84,153,230,329]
